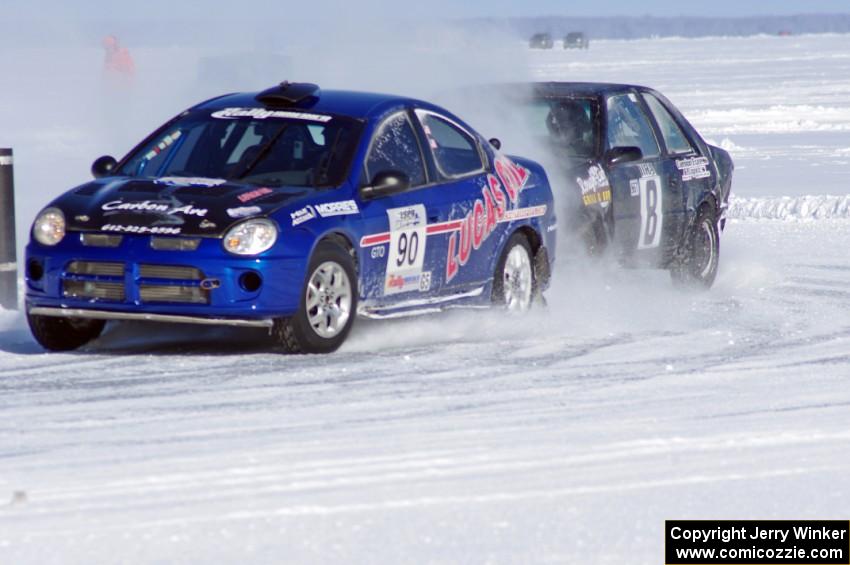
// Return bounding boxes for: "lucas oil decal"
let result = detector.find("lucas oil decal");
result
[359,157,544,289]
[384,205,427,295]
[445,156,533,282]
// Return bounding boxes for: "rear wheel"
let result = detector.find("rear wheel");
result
[27,311,105,351]
[671,205,720,288]
[273,241,357,354]
[492,233,535,312]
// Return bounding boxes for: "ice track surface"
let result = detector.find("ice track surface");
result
[3,220,850,564]
[2,34,850,564]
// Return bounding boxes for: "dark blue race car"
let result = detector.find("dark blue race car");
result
[25,82,557,353]
[511,82,733,287]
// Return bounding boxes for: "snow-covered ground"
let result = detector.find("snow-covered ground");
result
[2,33,850,564]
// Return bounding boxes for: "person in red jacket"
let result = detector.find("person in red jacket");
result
[102,35,135,78]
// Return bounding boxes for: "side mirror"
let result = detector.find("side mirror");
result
[605,146,643,166]
[360,170,410,200]
[489,138,502,150]
[91,155,118,178]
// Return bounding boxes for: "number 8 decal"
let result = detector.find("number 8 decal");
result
[637,175,663,249]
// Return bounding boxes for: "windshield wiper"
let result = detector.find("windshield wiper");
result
[232,124,289,180]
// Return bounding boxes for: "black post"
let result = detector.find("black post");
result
[0,149,17,310]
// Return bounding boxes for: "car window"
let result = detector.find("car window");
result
[606,93,660,159]
[365,112,427,187]
[416,111,484,178]
[642,93,694,155]
[526,98,598,158]
[118,110,363,188]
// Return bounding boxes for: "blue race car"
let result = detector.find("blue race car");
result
[25,82,557,353]
[512,82,733,287]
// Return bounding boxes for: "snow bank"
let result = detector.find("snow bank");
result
[728,194,850,220]
[691,105,850,135]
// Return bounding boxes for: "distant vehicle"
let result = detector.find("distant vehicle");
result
[529,33,554,49]
[564,32,589,50]
[25,82,557,353]
[778,30,793,37]
[511,82,733,288]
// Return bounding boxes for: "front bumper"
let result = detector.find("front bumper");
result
[25,233,308,320]
[27,307,273,328]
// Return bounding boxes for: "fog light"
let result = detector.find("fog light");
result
[239,271,262,292]
[26,259,44,281]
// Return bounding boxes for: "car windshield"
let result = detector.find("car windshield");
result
[521,97,599,158]
[118,108,363,188]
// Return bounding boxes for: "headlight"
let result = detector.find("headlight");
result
[223,218,277,255]
[33,207,66,246]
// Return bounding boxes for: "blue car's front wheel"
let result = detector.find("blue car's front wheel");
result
[274,240,358,354]
[27,310,105,351]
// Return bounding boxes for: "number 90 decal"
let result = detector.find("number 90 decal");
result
[384,205,428,295]
[637,175,663,250]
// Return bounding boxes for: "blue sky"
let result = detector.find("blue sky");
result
[7,0,850,19]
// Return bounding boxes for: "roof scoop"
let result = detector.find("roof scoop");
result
[256,81,320,106]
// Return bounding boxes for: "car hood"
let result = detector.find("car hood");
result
[54,176,313,237]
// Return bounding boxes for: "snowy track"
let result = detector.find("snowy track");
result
[2,34,850,564]
[3,221,850,563]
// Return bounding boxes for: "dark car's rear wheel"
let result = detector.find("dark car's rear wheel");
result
[27,311,105,351]
[273,241,357,354]
[670,205,720,289]
[492,232,536,312]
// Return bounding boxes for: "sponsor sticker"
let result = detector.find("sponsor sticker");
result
[101,224,182,235]
[630,179,640,197]
[101,200,208,217]
[290,206,316,226]
[315,200,359,217]
[228,206,263,219]
[676,156,711,181]
[211,107,332,123]
[154,176,225,187]
[577,165,612,208]
[144,131,182,161]
[639,163,657,177]
[237,187,273,203]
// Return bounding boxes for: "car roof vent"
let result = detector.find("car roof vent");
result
[256,81,320,106]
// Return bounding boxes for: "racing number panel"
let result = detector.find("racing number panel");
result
[605,90,694,267]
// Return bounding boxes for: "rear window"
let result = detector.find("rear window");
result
[416,111,484,178]
[642,93,694,155]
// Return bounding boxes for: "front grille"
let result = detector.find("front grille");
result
[63,280,125,301]
[80,233,123,248]
[150,237,201,252]
[67,261,125,276]
[61,260,211,305]
[139,264,203,280]
[139,284,208,304]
